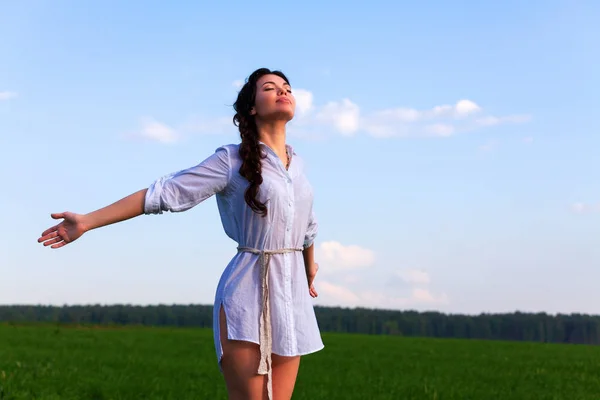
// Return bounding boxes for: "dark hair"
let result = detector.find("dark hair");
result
[233,67,290,217]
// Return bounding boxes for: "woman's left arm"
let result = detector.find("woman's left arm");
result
[303,243,319,298]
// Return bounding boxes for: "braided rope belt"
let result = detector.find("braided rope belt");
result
[237,246,303,400]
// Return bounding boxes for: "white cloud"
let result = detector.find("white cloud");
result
[475,114,531,127]
[293,89,314,116]
[127,79,531,143]
[181,115,232,135]
[522,136,534,144]
[318,281,361,304]
[318,241,375,270]
[316,99,360,136]
[0,91,17,101]
[316,281,448,310]
[426,123,455,137]
[411,288,448,304]
[374,107,421,122]
[396,269,431,285]
[232,80,244,89]
[135,117,179,143]
[356,99,529,138]
[126,113,235,144]
[455,99,481,116]
[571,202,600,214]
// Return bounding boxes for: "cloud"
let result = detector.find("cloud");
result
[126,113,235,143]
[426,123,455,137]
[317,241,375,270]
[0,91,17,101]
[126,79,531,144]
[293,89,314,116]
[455,99,481,116]
[180,115,232,136]
[571,202,600,214]
[474,114,531,127]
[290,94,530,138]
[396,269,431,285]
[317,281,448,310]
[315,99,360,136]
[313,243,447,310]
[411,288,448,304]
[133,117,179,143]
[318,281,361,304]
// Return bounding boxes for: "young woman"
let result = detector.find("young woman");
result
[37,68,325,400]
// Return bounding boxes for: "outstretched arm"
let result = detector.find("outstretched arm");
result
[38,145,233,250]
[83,189,147,230]
[38,189,148,249]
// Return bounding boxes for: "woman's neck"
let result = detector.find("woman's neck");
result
[257,120,288,161]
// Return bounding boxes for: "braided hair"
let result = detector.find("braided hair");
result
[233,68,290,217]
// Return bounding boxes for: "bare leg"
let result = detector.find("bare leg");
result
[220,305,268,400]
[271,353,301,400]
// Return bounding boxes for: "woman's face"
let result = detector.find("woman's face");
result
[251,74,295,122]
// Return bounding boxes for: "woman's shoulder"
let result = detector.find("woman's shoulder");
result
[215,143,240,153]
[212,143,240,160]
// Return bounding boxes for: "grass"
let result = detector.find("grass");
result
[1,323,599,399]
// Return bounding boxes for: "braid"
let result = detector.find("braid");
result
[237,114,267,217]
[232,67,290,217]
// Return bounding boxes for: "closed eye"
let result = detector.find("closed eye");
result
[264,87,292,94]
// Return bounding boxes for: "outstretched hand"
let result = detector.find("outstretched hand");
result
[38,212,87,249]
[306,262,319,298]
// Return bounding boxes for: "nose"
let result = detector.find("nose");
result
[278,87,287,95]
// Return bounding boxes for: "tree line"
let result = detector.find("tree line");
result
[1,304,599,345]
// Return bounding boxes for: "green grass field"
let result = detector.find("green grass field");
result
[1,323,599,399]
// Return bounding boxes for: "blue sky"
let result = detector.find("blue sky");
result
[2,0,599,315]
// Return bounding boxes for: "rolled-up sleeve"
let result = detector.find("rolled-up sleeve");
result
[303,207,318,249]
[144,146,231,215]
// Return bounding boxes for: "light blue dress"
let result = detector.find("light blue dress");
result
[143,142,324,397]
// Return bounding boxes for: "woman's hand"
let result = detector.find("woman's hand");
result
[38,212,88,249]
[306,262,319,298]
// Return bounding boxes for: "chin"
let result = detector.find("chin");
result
[265,110,294,122]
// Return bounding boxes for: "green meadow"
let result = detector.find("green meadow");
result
[1,323,599,399]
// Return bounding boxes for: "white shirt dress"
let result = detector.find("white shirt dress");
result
[143,142,325,398]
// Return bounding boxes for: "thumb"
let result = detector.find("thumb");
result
[51,212,66,220]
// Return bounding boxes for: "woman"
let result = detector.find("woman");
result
[37,67,325,400]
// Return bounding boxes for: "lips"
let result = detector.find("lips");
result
[277,97,291,104]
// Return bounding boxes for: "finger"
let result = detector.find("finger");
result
[38,231,59,243]
[43,236,63,247]
[40,225,59,239]
[51,212,66,220]
[50,240,67,249]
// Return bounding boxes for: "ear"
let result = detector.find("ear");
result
[250,107,256,115]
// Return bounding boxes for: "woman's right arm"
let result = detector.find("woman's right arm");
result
[83,188,147,231]
[38,145,232,249]
[38,189,148,249]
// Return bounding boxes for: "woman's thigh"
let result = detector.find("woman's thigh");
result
[272,353,301,400]
[219,305,267,400]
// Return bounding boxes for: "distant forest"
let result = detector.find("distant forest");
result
[1,304,599,345]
